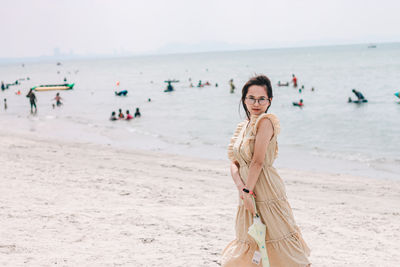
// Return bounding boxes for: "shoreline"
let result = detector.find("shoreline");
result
[1,115,398,181]
[0,132,399,266]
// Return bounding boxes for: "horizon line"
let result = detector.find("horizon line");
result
[1,41,398,63]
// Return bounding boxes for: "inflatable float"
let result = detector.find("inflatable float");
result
[115,90,128,96]
[348,98,368,103]
[33,83,74,91]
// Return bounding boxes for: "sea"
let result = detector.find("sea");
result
[1,43,399,180]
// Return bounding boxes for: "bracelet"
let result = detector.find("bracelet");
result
[242,188,256,197]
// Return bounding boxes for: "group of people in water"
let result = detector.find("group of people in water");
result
[277,74,313,107]
[162,76,239,95]
[189,80,215,88]
[187,78,233,94]
[276,74,379,107]
[110,108,141,121]
[167,78,231,92]
[1,80,65,114]
[24,89,63,113]
[2,71,399,119]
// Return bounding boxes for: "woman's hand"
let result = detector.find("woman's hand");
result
[237,181,246,200]
[243,194,255,215]
[238,189,244,200]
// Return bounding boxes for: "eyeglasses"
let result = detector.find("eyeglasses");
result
[245,97,270,105]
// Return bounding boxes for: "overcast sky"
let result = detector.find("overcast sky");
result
[1,0,400,58]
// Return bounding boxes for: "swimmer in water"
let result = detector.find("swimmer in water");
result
[126,110,133,120]
[164,81,175,92]
[54,92,63,106]
[110,111,117,121]
[115,90,128,96]
[348,89,367,103]
[293,99,304,107]
[118,109,125,119]
[134,108,141,118]
[352,89,365,100]
[4,98,7,110]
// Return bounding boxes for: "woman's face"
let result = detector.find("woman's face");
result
[245,85,271,116]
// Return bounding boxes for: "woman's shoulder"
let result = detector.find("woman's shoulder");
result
[252,113,280,135]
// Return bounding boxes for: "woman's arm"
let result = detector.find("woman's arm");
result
[245,118,274,191]
[230,161,245,192]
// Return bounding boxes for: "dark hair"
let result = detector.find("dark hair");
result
[241,75,273,119]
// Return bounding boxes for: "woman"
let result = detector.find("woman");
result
[222,75,311,267]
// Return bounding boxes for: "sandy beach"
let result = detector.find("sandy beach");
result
[0,131,399,266]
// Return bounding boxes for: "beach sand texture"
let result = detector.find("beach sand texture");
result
[0,132,399,266]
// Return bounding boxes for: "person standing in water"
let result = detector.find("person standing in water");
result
[229,79,235,93]
[54,92,63,106]
[292,74,298,87]
[4,98,7,110]
[221,75,311,267]
[26,89,37,113]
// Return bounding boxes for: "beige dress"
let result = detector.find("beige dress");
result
[221,113,311,267]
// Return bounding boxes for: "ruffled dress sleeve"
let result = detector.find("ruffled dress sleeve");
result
[251,113,280,137]
[227,121,247,162]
